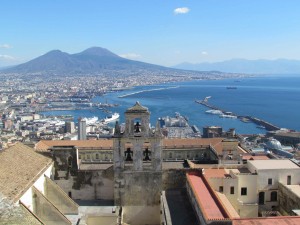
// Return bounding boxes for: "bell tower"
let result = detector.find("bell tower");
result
[113,102,163,225]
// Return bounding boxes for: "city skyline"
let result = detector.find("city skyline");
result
[1,0,300,67]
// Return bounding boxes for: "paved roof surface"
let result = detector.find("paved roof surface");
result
[285,185,300,198]
[248,159,299,170]
[203,168,227,178]
[233,217,300,225]
[187,173,227,221]
[0,142,52,202]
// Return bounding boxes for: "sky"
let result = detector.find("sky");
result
[1,0,300,67]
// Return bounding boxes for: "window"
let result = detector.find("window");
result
[95,153,99,160]
[86,154,90,160]
[268,178,272,185]
[271,191,277,201]
[287,175,291,185]
[230,186,234,194]
[241,187,247,196]
[219,186,223,192]
[169,152,172,158]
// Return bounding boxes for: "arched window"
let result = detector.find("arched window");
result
[271,191,277,201]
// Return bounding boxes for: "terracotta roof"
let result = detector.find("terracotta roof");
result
[187,173,228,221]
[162,138,224,153]
[35,138,227,153]
[0,142,52,202]
[203,168,228,178]
[242,155,270,160]
[233,217,300,225]
[35,139,113,151]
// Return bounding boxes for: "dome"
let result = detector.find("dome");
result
[266,138,282,150]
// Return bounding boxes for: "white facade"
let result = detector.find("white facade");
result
[20,164,53,211]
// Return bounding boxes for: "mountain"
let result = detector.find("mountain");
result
[174,59,300,74]
[1,47,171,75]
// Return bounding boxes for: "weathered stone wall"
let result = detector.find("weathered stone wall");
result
[115,171,162,206]
[55,170,114,200]
[278,182,300,215]
[163,169,196,190]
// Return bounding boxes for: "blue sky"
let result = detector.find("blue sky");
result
[1,0,300,67]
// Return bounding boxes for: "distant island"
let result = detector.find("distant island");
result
[174,58,300,74]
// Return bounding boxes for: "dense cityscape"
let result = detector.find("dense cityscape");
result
[0,69,250,148]
[2,1,300,225]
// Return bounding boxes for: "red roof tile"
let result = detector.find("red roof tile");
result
[187,173,227,221]
[233,217,300,225]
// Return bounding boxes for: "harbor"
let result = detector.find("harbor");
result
[195,98,281,131]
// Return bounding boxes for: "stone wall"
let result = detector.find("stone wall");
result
[55,170,114,200]
[278,182,300,215]
[163,169,190,190]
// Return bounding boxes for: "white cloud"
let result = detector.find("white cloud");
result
[0,44,12,49]
[174,7,190,15]
[119,53,141,59]
[0,55,15,60]
[201,51,208,55]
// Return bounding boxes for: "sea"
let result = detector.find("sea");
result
[43,75,300,134]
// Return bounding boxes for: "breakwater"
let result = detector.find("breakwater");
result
[118,86,179,98]
[195,99,280,131]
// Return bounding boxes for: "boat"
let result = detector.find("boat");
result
[205,110,223,115]
[102,113,120,123]
[219,114,237,119]
[256,125,266,129]
[84,116,98,125]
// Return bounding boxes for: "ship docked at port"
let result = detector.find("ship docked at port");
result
[102,112,120,124]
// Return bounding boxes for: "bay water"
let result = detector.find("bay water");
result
[43,75,300,134]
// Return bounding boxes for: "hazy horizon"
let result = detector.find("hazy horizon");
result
[1,1,300,67]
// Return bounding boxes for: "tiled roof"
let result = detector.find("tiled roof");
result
[0,142,52,202]
[35,138,227,153]
[162,138,225,152]
[203,168,228,178]
[187,173,229,221]
[233,217,300,225]
[242,155,270,160]
[35,139,113,151]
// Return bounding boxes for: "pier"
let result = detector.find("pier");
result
[195,99,280,131]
